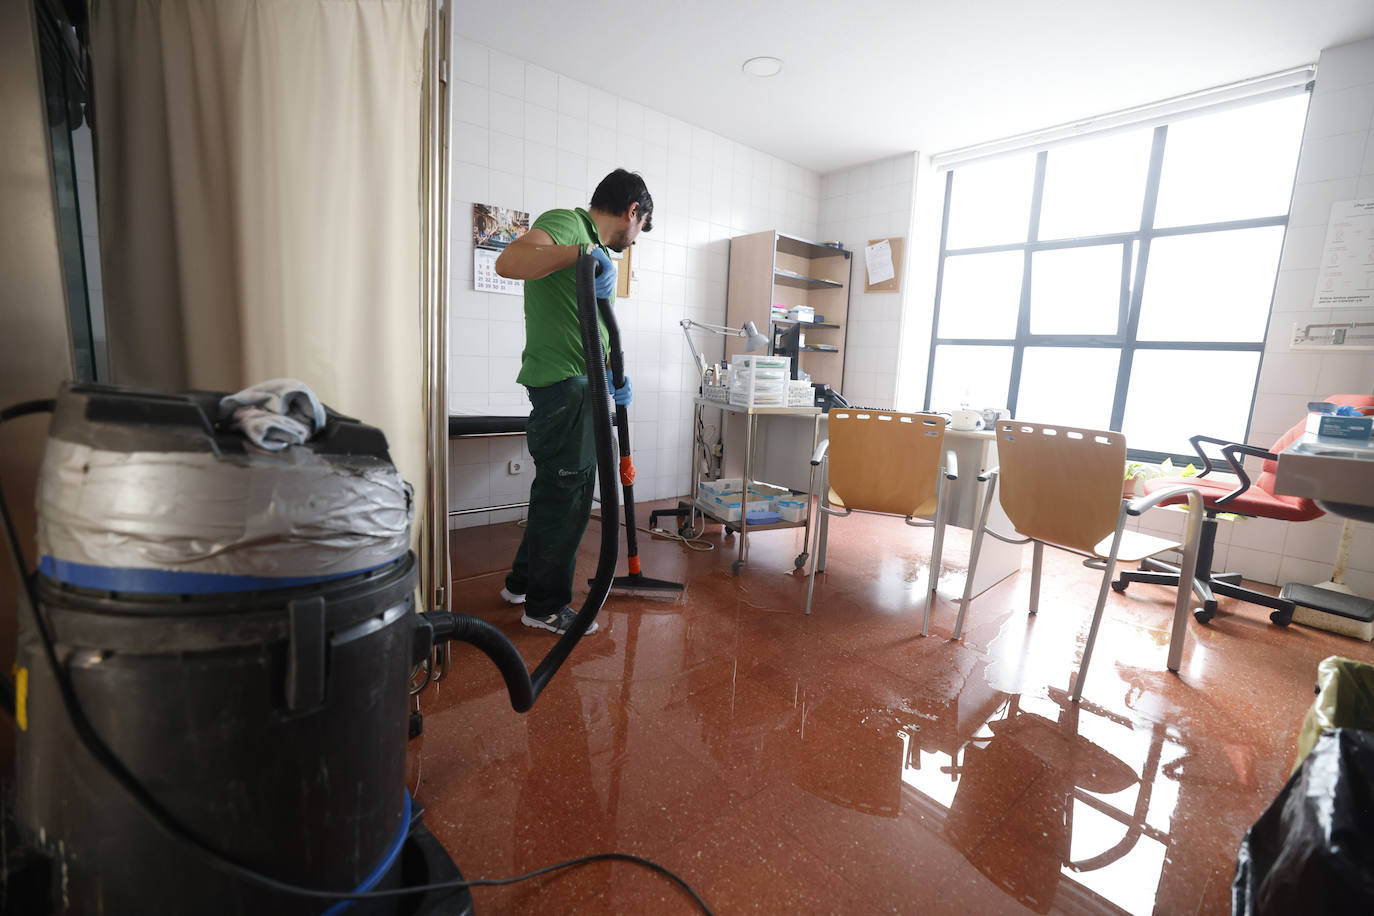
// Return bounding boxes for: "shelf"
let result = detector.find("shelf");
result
[776,233,850,260]
[774,269,843,290]
[771,319,841,329]
[800,345,839,352]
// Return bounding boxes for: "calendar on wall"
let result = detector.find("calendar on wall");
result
[474,248,522,295]
[472,203,530,296]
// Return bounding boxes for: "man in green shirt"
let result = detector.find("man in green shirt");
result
[493,169,652,635]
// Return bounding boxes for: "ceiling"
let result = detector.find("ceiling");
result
[456,0,1374,175]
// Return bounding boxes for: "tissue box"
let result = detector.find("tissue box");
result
[787,306,815,323]
[1317,415,1373,440]
[698,477,743,498]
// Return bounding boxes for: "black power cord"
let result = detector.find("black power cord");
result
[0,397,715,914]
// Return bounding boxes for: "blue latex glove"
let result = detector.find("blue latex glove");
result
[607,370,632,407]
[589,246,616,299]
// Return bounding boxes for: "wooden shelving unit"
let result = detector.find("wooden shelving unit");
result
[725,231,852,390]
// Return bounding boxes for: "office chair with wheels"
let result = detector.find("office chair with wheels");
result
[1111,394,1374,625]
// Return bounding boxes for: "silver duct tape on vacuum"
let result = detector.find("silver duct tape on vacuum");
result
[37,438,412,586]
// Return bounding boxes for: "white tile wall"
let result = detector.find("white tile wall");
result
[817,153,920,409]
[448,33,821,528]
[1248,35,1374,585]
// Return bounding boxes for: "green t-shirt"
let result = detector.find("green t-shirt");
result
[516,207,613,388]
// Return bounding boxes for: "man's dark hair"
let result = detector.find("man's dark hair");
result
[590,169,653,232]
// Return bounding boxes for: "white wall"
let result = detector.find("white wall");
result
[817,154,919,409]
[1137,36,1374,590]
[447,33,822,528]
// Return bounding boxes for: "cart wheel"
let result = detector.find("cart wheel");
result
[677,523,694,539]
[794,552,808,569]
[732,560,744,574]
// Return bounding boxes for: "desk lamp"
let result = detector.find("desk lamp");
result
[679,319,769,387]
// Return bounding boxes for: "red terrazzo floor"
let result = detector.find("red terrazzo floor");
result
[408,499,1373,915]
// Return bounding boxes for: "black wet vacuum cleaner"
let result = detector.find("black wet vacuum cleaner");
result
[0,254,635,914]
[592,287,685,599]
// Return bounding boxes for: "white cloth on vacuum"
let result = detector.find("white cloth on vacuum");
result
[227,407,313,451]
[220,378,327,450]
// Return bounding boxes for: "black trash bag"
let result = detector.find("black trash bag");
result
[1233,728,1374,915]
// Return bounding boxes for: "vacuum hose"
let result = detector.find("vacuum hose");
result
[595,273,643,574]
[417,251,619,711]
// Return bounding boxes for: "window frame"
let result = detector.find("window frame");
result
[922,111,1300,465]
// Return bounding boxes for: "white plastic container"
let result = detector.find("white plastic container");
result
[776,498,808,522]
[706,494,742,522]
[729,354,791,407]
[748,482,789,500]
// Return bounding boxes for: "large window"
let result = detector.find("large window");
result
[924,91,1309,461]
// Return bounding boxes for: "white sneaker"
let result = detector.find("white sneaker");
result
[500,587,526,605]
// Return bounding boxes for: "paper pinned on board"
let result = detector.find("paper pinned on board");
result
[865,240,895,285]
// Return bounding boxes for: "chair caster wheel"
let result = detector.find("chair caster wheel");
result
[794,552,808,569]
[1193,608,1214,624]
[1110,579,1127,593]
[732,560,744,574]
[1270,611,1293,627]
[677,525,694,539]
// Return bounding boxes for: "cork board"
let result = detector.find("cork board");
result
[864,237,904,292]
[612,245,632,299]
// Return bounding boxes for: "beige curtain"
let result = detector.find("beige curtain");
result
[88,0,429,542]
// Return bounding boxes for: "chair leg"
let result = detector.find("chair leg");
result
[1073,507,1129,703]
[816,496,831,573]
[953,474,1000,640]
[924,478,950,637]
[1028,541,1045,615]
[805,498,826,616]
[802,516,818,615]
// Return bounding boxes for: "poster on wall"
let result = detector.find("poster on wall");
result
[1313,197,1374,309]
[473,203,530,296]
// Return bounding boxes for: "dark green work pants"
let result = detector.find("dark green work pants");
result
[505,376,598,614]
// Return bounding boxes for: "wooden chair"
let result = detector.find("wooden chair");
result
[806,409,957,633]
[953,421,1203,702]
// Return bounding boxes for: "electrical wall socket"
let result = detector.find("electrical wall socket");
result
[507,460,523,475]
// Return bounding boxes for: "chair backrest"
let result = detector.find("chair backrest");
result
[828,410,946,517]
[994,421,1126,555]
[1257,394,1374,496]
